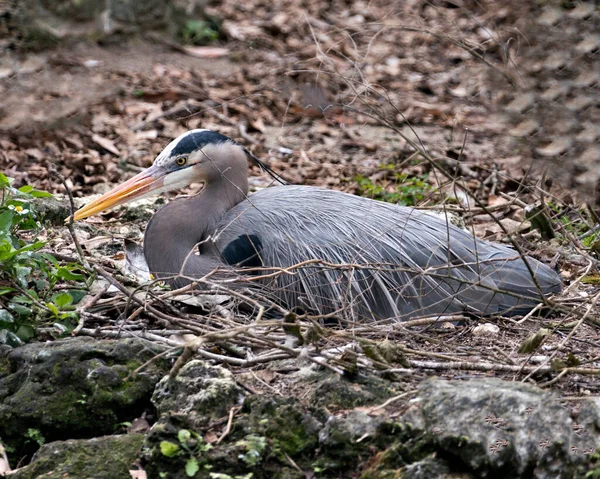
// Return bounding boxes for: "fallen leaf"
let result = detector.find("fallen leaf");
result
[128,417,150,434]
[92,134,120,156]
[204,430,219,444]
[182,46,229,59]
[24,148,44,160]
[253,369,277,384]
[80,235,114,249]
[518,328,551,354]
[487,195,510,207]
[535,138,572,157]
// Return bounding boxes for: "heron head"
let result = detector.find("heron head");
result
[72,129,245,221]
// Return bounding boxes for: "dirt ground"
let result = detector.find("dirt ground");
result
[1,0,599,397]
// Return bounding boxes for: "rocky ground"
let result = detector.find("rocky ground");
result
[1,0,599,477]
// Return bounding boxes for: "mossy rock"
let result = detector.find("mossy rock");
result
[152,360,244,427]
[238,395,323,459]
[308,373,402,410]
[144,394,323,478]
[10,433,145,479]
[0,337,169,464]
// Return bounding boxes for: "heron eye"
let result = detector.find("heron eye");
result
[175,156,187,166]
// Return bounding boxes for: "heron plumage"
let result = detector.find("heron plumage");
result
[74,129,562,322]
[204,185,561,321]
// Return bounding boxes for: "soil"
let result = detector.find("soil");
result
[1,0,598,201]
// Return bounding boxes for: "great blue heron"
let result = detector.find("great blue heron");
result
[73,129,562,321]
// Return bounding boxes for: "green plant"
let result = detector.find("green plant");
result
[355,170,432,206]
[180,19,220,45]
[24,428,45,447]
[160,429,213,477]
[235,435,266,467]
[0,173,87,345]
[587,448,600,478]
[547,201,600,250]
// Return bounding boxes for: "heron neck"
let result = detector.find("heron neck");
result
[143,157,249,285]
[201,172,249,218]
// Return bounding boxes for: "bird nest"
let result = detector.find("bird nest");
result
[69,250,600,398]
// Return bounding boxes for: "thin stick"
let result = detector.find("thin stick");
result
[73,283,110,335]
[50,164,88,268]
[216,406,239,444]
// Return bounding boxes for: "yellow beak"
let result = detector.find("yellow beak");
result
[72,166,164,221]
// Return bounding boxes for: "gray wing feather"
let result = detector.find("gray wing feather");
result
[210,186,561,321]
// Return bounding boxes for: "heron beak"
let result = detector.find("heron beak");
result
[72,165,165,221]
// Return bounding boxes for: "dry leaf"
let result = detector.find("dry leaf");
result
[518,328,551,354]
[182,46,229,59]
[253,369,277,384]
[0,443,10,474]
[129,470,147,479]
[92,134,120,156]
[80,235,114,249]
[128,417,150,434]
[204,430,219,444]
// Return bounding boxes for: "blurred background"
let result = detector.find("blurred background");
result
[0,0,598,214]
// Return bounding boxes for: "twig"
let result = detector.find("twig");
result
[402,360,600,377]
[284,453,304,474]
[369,391,415,411]
[50,164,88,268]
[216,406,240,444]
[73,284,110,335]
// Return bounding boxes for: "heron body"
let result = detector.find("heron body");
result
[74,130,562,321]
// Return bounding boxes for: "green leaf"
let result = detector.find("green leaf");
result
[11,295,32,304]
[15,241,46,255]
[0,172,11,188]
[14,266,31,287]
[58,311,78,322]
[56,267,85,281]
[67,289,87,304]
[160,441,181,458]
[16,324,35,342]
[52,292,73,308]
[185,457,199,477]
[41,253,59,266]
[8,304,32,317]
[30,190,53,198]
[0,210,14,236]
[46,302,59,317]
[0,309,15,324]
[0,287,15,296]
[0,243,17,262]
[18,185,34,194]
[26,289,39,300]
[178,429,192,444]
[0,329,23,347]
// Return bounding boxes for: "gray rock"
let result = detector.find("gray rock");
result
[402,456,464,479]
[0,337,169,460]
[152,360,244,426]
[413,378,598,478]
[10,434,144,479]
